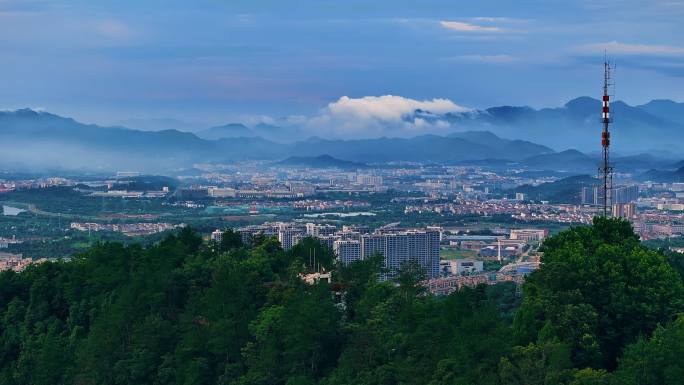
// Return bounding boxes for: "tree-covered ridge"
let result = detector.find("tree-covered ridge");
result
[0,219,682,385]
[514,217,684,370]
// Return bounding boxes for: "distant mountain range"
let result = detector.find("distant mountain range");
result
[439,97,684,153]
[638,166,684,183]
[507,175,598,204]
[0,109,555,172]
[196,122,300,143]
[114,97,684,155]
[276,155,368,170]
[1,99,683,174]
[196,123,257,140]
[520,150,596,171]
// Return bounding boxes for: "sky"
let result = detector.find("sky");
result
[1,0,684,131]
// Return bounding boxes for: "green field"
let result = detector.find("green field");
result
[440,248,478,260]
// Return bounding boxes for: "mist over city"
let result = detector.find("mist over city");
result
[1,1,684,384]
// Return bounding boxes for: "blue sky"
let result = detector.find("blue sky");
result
[1,0,683,129]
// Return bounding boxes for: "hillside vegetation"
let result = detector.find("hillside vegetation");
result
[0,218,682,384]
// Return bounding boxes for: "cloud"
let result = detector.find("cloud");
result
[470,17,525,23]
[440,20,503,33]
[327,95,467,120]
[298,95,469,138]
[623,60,684,77]
[577,41,684,56]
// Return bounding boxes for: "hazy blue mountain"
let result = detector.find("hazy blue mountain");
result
[194,122,304,143]
[196,123,256,140]
[669,159,684,169]
[447,130,554,156]
[0,109,553,172]
[252,123,304,143]
[116,117,203,132]
[2,106,679,173]
[509,174,598,203]
[276,155,367,170]
[521,149,596,171]
[638,166,684,183]
[518,150,668,173]
[288,135,510,163]
[612,153,672,171]
[637,99,684,126]
[452,158,518,167]
[0,109,274,171]
[441,97,684,152]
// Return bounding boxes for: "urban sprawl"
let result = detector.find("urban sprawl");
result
[2,162,684,291]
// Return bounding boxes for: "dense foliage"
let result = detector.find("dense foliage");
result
[515,217,684,370]
[0,218,683,384]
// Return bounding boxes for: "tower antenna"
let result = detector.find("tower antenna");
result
[599,59,614,217]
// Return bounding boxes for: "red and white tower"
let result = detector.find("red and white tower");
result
[598,60,614,217]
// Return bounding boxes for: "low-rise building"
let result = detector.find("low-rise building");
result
[210,229,223,242]
[509,229,548,243]
[449,259,484,275]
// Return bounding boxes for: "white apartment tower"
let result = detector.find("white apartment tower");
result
[360,229,440,278]
[333,239,361,265]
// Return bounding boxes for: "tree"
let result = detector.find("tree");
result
[289,237,336,273]
[613,316,684,385]
[514,217,684,370]
[240,283,341,384]
[218,229,243,252]
[1,221,679,384]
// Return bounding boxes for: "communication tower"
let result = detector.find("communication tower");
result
[598,60,614,217]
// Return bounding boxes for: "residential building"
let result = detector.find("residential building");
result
[333,239,361,265]
[278,224,305,251]
[210,229,223,242]
[613,185,639,204]
[306,223,337,236]
[450,259,484,275]
[612,203,636,219]
[360,229,440,278]
[510,229,548,243]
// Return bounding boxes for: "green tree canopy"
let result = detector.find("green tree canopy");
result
[514,217,684,370]
[0,220,682,384]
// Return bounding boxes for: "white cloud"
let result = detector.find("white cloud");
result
[327,95,467,121]
[440,20,503,33]
[470,17,522,23]
[299,95,469,138]
[578,41,684,56]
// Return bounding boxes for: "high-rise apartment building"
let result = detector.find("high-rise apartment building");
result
[360,229,440,278]
[306,223,337,237]
[333,239,361,265]
[356,174,383,187]
[237,223,440,278]
[612,203,636,219]
[278,225,305,251]
[581,186,598,205]
[613,185,639,204]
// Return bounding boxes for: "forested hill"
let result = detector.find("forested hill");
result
[0,219,683,384]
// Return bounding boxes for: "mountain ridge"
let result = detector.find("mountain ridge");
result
[0,109,554,172]
[2,97,683,172]
[276,155,368,170]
